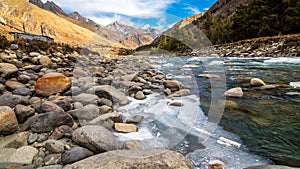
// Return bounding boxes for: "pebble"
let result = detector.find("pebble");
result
[134,91,146,100]
[28,133,38,144]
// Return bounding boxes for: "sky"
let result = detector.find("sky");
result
[41,0,217,30]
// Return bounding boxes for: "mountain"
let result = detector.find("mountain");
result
[0,0,115,47]
[207,0,250,18]
[29,0,67,16]
[106,21,161,49]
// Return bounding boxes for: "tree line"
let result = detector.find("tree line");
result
[198,0,300,44]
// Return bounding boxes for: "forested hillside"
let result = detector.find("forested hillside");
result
[199,0,300,44]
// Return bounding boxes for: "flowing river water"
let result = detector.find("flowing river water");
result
[114,56,299,168]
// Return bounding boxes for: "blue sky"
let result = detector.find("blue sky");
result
[41,0,217,30]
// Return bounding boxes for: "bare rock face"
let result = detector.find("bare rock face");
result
[72,125,119,153]
[34,75,71,96]
[63,149,193,169]
[0,106,18,135]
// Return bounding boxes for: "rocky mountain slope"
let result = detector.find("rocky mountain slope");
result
[0,0,115,47]
[28,0,67,16]
[106,21,161,49]
[28,0,160,49]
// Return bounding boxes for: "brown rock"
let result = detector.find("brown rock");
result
[35,75,71,96]
[99,105,112,114]
[0,63,18,78]
[114,123,138,133]
[39,55,52,68]
[122,140,143,150]
[224,87,243,98]
[0,106,18,135]
[169,89,190,97]
[5,81,26,90]
[163,80,181,91]
[170,102,184,107]
[134,91,146,100]
[250,78,266,87]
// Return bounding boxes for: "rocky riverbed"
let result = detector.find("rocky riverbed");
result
[0,44,298,169]
[0,44,198,169]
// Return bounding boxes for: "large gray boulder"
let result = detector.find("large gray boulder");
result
[63,149,193,169]
[72,125,118,153]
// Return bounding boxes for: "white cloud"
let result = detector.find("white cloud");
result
[184,6,201,15]
[49,0,177,16]
[88,14,134,26]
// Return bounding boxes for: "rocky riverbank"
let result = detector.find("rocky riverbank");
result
[0,44,196,169]
[0,44,298,169]
[214,34,300,58]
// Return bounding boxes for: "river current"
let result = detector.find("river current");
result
[114,56,299,168]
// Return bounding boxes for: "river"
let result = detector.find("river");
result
[115,56,299,168]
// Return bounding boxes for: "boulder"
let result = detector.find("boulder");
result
[38,101,64,113]
[39,56,52,67]
[72,93,99,106]
[63,149,193,169]
[163,80,181,91]
[250,78,266,86]
[114,123,138,133]
[8,146,38,164]
[87,85,128,105]
[0,94,27,108]
[31,111,74,133]
[35,75,71,96]
[72,125,118,153]
[14,105,35,123]
[0,63,18,78]
[4,132,30,149]
[0,162,34,169]
[225,87,243,98]
[12,88,32,96]
[61,147,94,164]
[5,81,26,90]
[0,106,18,135]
